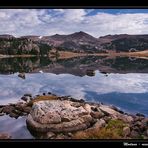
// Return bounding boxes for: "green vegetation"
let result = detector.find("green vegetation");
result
[0,38,52,56]
[103,38,148,52]
[73,119,127,139]
[28,95,58,106]
[38,43,52,55]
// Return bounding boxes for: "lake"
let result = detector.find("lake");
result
[0,56,148,139]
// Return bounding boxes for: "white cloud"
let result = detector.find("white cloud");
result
[0,9,148,37]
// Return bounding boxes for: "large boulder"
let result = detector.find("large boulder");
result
[26,100,94,133]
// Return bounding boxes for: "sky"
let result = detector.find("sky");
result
[0,9,148,37]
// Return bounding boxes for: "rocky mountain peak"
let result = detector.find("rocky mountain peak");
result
[0,34,15,39]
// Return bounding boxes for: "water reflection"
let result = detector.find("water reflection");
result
[0,71,148,116]
[0,56,148,139]
[0,115,33,139]
[0,56,148,75]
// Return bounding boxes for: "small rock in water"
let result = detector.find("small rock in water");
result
[24,94,32,97]
[48,92,52,95]
[43,93,46,96]
[80,99,85,103]
[2,106,14,114]
[39,70,43,73]
[0,113,4,116]
[21,96,31,103]
[136,113,145,117]
[21,96,28,102]
[18,73,25,79]
[9,112,19,119]
[0,133,11,139]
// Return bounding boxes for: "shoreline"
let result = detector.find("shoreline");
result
[0,93,147,139]
[0,50,148,59]
[0,54,37,58]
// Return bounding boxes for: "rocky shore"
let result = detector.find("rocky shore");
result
[0,93,148,139]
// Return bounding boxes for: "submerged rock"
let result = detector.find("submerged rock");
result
[26,100,94,133]
[0,133,11,139]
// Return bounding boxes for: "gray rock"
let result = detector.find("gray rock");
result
[99,105,119,116]
[18,73,25,79]
[110,106,124,114]
[55,134,69,139]
[92,119,106,129]
[21,96,31,103]
[83,104,91,113]
[2,105,14,114]
[21,96,28,102]
[118,114,134,123]
[134,121,142,127]
[132,126,140,133]
[23,106,32,114]
[67,132,73,137]
[9,112,19,119]
[136,113,145,117]
[26,100,93,133]
[0,112,4,116]
[141,118,148,125]
[130,130,139,138]
[134,116,144,122]
[123,127,130,137]
[90,111,104,119]
[46,132,55,139]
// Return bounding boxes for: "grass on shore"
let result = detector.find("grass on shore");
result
[73,119,127,139]
[28,95,58,106]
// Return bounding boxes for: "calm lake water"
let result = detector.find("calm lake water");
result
[0,56,148,139]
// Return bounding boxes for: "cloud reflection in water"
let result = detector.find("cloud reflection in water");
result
[0,71,148,115]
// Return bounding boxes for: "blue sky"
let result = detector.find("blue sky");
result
[88,9,148,15]
[0,9,148,37]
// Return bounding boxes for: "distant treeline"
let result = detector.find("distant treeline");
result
[0,38,52,55]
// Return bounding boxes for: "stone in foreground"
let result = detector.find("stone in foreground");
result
[26,100,93,133]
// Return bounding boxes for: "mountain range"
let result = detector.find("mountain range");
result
[0,31,148,55]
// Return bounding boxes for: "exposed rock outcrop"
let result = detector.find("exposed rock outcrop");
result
[25,94,148,139]
[0,93,148,139]
[26,100,94,133]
